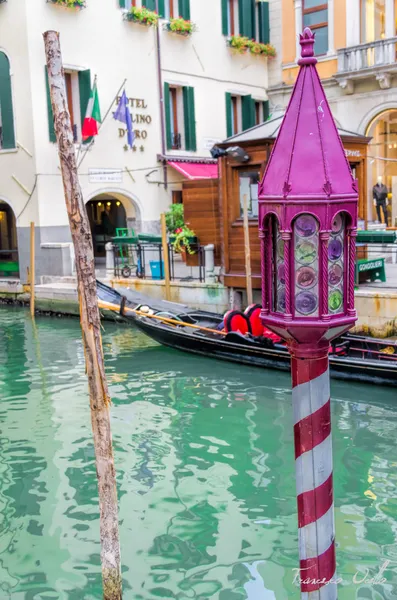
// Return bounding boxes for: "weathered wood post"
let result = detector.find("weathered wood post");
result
[258,28,358,598]
[242,194,253,306]
[160,213,171,301]
[43,31,122,600]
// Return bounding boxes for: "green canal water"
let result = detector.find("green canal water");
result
[0,307,397,599]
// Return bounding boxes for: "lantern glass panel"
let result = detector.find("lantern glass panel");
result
[294,214,319,317]
[328,213,345,314]
[273,218,286,314]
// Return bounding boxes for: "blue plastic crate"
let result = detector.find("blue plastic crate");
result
[149,260,164,280]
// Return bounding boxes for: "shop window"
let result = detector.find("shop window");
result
[164,83,196,151]
[46,67,92,144]
[366,109,397,225]
[239,170,260,218]
[0,52,16,150]
[303,0,328,55]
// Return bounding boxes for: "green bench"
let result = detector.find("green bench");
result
[355,257,386,285]
[0,261,19,277]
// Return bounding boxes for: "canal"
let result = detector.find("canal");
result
[0,307,396,599]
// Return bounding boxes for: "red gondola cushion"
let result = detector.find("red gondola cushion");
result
[224,310,252,335]
[244,304,264,337]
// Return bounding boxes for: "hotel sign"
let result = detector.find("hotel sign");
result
[116,97,152,152]
[89,168,123,184]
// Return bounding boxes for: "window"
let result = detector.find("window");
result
[302,0,328,55]
[254,100,270,125]
[361,0,386,42]
[120,0,138,9]
[226,93,261,137]
[0,52,16,150]
[164,0,178,18]
[227,0,239,35]
[164,83,196,151]
[46,67,92,144]
[239,171,260,218]
[222,0,269,41]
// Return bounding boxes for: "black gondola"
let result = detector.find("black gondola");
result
[96,281,397,387]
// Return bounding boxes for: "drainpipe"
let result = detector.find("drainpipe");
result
[155,0,168,190]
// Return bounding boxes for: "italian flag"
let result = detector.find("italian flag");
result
[82,81,101,140]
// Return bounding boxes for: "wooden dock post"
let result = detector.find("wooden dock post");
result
[44,31,122,600]
[243,194,253,306]
[161,213,171,301]
[30,222,35,318]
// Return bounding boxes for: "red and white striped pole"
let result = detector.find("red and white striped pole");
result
[291,350,337,599]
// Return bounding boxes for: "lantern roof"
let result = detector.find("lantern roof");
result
[259,28,357,199]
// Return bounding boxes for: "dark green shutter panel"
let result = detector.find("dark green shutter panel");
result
[158,0,165,17]
[183,87,196,151]
[45,65,56,143]
[258,1,270,43]
[242,95,255,131]
[0,53,15,150]
[263,100,269,122]
[142,0,156,10]
[238,0,254,38]
[178,0,190,20]
[164,83,172,150]
[119,0,125,8]
[78,69,91,144]
[221,0,229,35]
[225,92,232,138]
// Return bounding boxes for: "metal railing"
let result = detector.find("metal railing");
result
[337,37,397,73]
[113,242,206,282]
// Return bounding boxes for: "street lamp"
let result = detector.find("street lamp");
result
[258,27,358,598]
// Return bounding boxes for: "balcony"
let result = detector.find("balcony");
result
[335,37,397,94]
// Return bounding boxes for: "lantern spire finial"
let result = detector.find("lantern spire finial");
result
[298,27,317,65]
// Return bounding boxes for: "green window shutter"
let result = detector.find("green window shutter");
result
[258,1,270,44]
[263,100,269,122]
[238,0,254,38]
[221,0,229,35]
[242,94,255,131]
[178,0,190,20]
[119,0,125,8]
[142,0,156,10]
[158,0,165,17]
[225,92,232,138]
[78,69,91,144]
[0,53,15,150]
[45,65,56,143]
[183,86,196,151]
[164,82,172,150]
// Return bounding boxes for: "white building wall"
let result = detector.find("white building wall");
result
[0,0,271,280]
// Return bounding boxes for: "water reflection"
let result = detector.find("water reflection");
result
[0,307,396,598]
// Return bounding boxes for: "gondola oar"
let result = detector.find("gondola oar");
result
[98,299,228,336]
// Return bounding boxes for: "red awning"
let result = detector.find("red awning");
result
[168,161,218,180]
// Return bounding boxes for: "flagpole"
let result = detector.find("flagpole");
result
[77,77,127,170]
[75,73,97,166]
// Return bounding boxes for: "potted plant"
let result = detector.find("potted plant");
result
[228,35,250,54]
[165,17,196,36]
[227,35,276,57]
[49,0,86,8]
[125,6,159,26]
[171,226,198,261]
[165,203,185,233]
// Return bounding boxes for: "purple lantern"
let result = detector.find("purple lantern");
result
[257,28,358,599]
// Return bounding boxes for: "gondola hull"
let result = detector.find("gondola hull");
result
[131,314,397,387]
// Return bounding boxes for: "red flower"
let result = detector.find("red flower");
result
[175,228,183,234]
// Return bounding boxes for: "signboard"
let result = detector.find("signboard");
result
[345,149,361,158]
[89,168,123,184]
[116,97,152,152]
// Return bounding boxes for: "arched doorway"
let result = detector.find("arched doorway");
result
[366,109,397,226]
[0,200,19,276]
[86,193,139,260]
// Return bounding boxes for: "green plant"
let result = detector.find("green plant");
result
[165,204,185,233]
[167,17,196,35]
[172,225,197,255]
[126,6,159,26]
[51,0,85,7]
[228,35,276,57]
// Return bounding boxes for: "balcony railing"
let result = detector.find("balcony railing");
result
[337,37,397,74]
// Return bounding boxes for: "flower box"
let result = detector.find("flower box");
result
[164,17,196,36]
[48,0,86,8]
[125,7,159,27]
[227,35,276,57]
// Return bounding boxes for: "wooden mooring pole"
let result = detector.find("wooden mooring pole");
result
[43,31,122,600]
[30,222,35,318]
[161,213,171,301]
[243,194,253,306]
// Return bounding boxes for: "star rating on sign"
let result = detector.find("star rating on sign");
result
[132,146,137,152]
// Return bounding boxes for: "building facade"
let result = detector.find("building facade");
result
[269,0,397,227]
[0,0,272,280]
